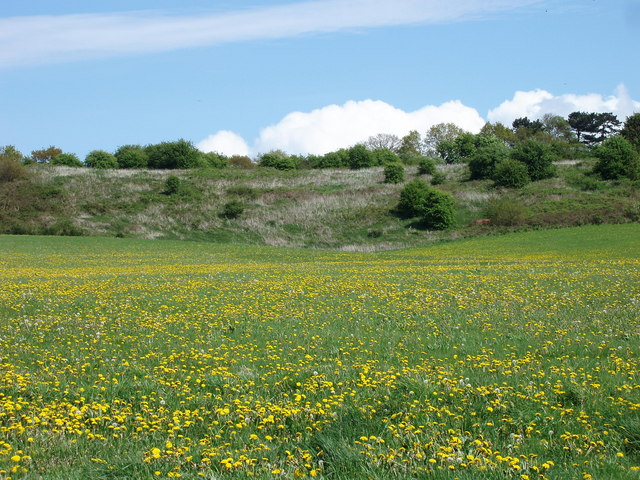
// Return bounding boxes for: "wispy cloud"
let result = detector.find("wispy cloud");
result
[0,0,543,67]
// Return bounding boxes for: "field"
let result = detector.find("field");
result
[0,224,639,479]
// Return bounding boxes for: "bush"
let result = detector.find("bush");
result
[163,175,181,195]
[347,144,374,170]
[371,148,400,166]
[492,158,530,188]
[145,139,205,169]
[417,157,437,175]
[593,136,640,180]
[468,138,510,180]
[383,162,405,184]
[221,200,245,219]
[202,152,228,169]
[51,153,83,167]
[430,171,446,185]
[115,145,149,169]
[397,179,431,217]
[484,197,529,226]
[311,150,349,169]
[85,150,118,169]
[422,189,456,230]
[228,155,255,169]
[258,150,297,170]
[0,156,28,183]
[510,139,556,180]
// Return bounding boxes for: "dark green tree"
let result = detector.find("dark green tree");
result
[510,138,557,181]
[593,136,639,180]
[621,113,640,152]
[468,137,510,180]
[85,150,118,169]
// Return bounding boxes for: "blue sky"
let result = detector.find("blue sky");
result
[1,0,639,158]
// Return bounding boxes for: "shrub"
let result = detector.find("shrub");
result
[228,155,255,168]
[417,157,437,175]
[468,138,510,180]
[430,171,446,185]
[347,144,374,170]
[311,150,349,169]
[422,189,456,230]
[164,175,181,195]
[221,200,245,219]
[145,139,205,169]
[371,148,400,166]
[593,135,640,180]
[397,178,431,217]
[115,145,149,169]
[0,155,28,183]
[258,150,297,170]
[492,158,530,188]
[484,197,529,226]
[510,139,556,180]
[51,153,83,167]
[384,162,405,184]
[85,150,118,169]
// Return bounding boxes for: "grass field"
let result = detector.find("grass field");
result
[0,224,639,479]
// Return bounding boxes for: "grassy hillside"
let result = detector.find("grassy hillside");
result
[0,224,639,479]
[1,159,638,250]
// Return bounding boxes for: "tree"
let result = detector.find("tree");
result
[30,146,62,164]
[621,113,640,152]
[365,133,401,152]
[423,123,467,157]
[311,150,348,169]
[510,138,557,181]
[480,122,517,146]
[512,117,544,135]
[541,114,576,142]
[468,137,510,180]
[436,132,477,164]
[347,144,374,170]
[398,130,422,161]
[115,145,149,169]
[145,139,204,169]
[568,111,620,146]
[383,163,405,184]
[85,150,118,169]
[593,136,639,180]
[51,153,83,167]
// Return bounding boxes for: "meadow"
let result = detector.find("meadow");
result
[0,224,639,479]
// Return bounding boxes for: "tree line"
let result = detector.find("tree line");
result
[1,111,639,180]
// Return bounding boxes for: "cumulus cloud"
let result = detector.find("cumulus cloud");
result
[198,99,485,156]
[0,0,544,67]
[488,84,640,124]
[196,130,250,157]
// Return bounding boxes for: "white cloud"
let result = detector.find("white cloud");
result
[0,0,543,67]
[198,99,485,157]
[197,130,250,157]
[488,84,640,124]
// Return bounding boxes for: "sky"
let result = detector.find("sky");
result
[1,0,639,158]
